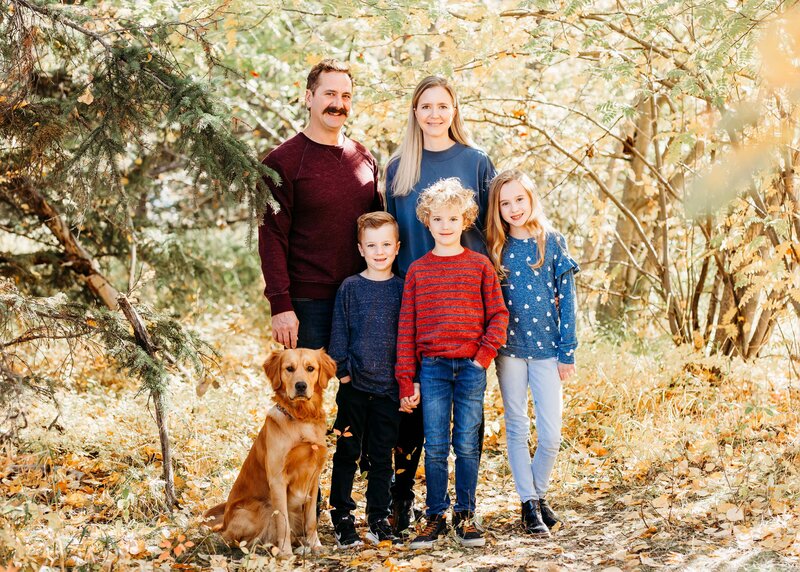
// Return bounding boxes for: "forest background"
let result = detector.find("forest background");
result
[1,0,799,570]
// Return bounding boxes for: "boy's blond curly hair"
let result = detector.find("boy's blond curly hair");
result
[415,178,479,228]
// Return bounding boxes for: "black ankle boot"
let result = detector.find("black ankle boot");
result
[521,500,550,536]
[539,498,561,529]
[391,498,415,536]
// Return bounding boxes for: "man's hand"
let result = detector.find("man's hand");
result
[399,383,421,413]
[339,376,351,384]
[272,311,299,349]
[557,362,575,381]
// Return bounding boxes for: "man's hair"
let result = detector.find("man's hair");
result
[357,211,400,242]
[415,178,479,228]
[306,59,353,93]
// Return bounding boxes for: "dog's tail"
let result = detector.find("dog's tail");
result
[203,502,226,531]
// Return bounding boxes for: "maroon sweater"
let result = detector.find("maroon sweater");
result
[258,133,381,315]
[395,249,509,399]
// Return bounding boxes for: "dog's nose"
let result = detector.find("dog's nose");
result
[295,381,307,394]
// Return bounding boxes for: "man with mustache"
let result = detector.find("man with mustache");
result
[259,59,381,354]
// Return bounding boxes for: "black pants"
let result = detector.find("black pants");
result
[329,383,401,523]
[292,298,335,350]
[390,403,485,503]
[391,405,425,502]
[292,298,334,516]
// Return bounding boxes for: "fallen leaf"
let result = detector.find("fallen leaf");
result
[652,495,670,508]
[77,87,94,105]
[726,507,745,521]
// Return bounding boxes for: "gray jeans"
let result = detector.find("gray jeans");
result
[496,355,562,502]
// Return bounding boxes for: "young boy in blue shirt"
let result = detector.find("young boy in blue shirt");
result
[328,212,404,547]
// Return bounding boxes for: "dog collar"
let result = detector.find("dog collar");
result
[275,403,294,420]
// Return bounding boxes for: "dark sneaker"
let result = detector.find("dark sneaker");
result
[539,498,562,529]
[333,514,363,548]
[365,517,401,545]
[453,511,485,547]
[391,498,415,537]
[408,513,447,549]
[521,500,550,536]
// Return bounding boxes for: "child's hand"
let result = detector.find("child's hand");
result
[399,383,421,413]
[557,362,575,381]
[339,375,351,384]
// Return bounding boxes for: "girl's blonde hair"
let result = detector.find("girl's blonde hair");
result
[386,76,475,197]
[486,169,554,278]
[415,178,479,229]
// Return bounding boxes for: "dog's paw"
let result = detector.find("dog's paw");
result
[293,545,314,556]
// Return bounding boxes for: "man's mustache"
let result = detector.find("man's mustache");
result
[323,106,348,116]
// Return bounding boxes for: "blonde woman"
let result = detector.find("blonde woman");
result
[386,76,495,273]
[384,76,495,536]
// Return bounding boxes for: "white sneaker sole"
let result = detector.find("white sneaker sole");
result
[409,539,436,549]
[365,531,402,546]
[335,536,363,548]
[457,537,485,547]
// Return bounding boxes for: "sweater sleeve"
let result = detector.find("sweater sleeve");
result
[258,153,294,316]
[395,270,418,399]
[384,162,397,217]
[474,153,497,237]
[553,234,579,364]
[370,156,383,212]
[327,283,351,379]
[474,261,510,368]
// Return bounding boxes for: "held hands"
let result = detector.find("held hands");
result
[272,310,299,349]
[557,362,576,381]
[399,383,421,413]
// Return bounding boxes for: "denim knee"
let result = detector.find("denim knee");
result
[424,438,449,461]
[504,411,531,439]
[537,435,561,456]
[452,438,480,460]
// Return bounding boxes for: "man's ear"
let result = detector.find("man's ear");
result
[263,351,283,391]
[304,89,312,109]
[318,351,337,390]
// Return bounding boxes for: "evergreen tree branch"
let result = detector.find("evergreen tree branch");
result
[11,0,113,52]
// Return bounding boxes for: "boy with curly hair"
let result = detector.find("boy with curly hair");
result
[395,178,508,548]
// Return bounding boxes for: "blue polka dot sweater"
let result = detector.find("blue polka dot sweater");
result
[499,232,580,364]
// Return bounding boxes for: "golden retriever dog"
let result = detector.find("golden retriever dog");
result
[204,348,336,555]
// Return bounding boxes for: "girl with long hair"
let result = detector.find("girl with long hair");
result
[485,169,580,535]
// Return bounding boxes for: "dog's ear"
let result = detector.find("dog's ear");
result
[263,351,284,391]
[317,350,337,390]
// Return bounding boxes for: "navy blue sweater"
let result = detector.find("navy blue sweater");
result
[327,274,404,399]
[385,143,496,277]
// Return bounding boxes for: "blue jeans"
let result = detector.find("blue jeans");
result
[292,298,335,350]
[419,356,487,515]
[496,355,562,502]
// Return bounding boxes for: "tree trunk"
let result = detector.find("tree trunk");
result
[10,180,120,309]
[4,179,178,509]
[597,98,654,324]
[118,296,176,507]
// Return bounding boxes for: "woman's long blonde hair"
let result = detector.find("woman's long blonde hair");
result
[386,76,475,197]
[486,169,554,278]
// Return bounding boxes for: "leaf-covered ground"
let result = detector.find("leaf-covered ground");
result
[2,309,799,571]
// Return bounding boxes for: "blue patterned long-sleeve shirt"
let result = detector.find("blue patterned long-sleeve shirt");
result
[498,232,579,364]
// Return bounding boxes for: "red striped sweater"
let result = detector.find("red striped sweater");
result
[395,248,509,399]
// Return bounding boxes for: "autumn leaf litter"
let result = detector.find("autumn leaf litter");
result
[1,309,799,570]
